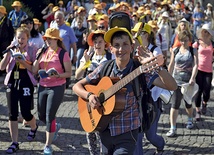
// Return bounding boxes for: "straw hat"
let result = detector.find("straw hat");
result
[94,4,103,10]
[181,83,199,105]
[144,10,152,15]
[11,1,22,7]
[120,2,129,8]
[87,15,97,22]
[99,14,109,22]
[0,6,7,14]
[52,6,59,12]
[43,28,63,41]
[132,12,139,18]
[33,18,41,26]
[58,1,63,5]
[77,6,86,13]
[48,3,54,7]
[148,20,159,29]
[94,0,100,4]
[87,29,106,46]
[137,6,145,14]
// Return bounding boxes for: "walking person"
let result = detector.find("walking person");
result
[32,28,71,154]
[193,24,214,121]
[0,25,38,154]
[75,29,111,155]
[73,27,177,154]
[167,30,198,137]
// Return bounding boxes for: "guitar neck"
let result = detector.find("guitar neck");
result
[104,65,143,100]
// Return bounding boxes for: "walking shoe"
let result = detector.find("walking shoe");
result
[166,129,176,137]
[201,103,207,115]
[186,120,194,129]
[53,123,61,142]
[195,111,201,121]
[43,145,53,155]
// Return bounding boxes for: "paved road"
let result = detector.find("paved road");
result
[0,74,214,155]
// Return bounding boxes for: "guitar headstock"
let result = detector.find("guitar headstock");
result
[140,55,165,73]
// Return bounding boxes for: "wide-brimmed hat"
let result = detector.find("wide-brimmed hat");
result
[207,3,212,8]
[181,83,199,105]
[162,11,169,18]
[43,28,63,41]
[148,20,159,29]
[87,30,106,46]
[199,23,214,37]
[58,0,63,5]
[52,6,59,12]
[178,18,189,24]
[144,10,152,15]
[87,15,96,22]
[94,4,103,10]
[77,6,86,13]
[99,14,109,22]
[132,22,151,34]
[104,27,133,44]
[48,3,54,7]
[33,18,41,26]
[0,6,7,14]
[11,1,22,7]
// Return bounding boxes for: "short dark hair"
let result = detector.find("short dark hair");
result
[110,31,132,44]
[92,33,104,41]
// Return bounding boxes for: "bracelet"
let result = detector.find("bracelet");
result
[87,92,93,99]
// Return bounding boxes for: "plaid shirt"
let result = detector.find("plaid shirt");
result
[86,59,157,136]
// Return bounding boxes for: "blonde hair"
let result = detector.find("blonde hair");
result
[175,21,192,35]
[16,25,30,39]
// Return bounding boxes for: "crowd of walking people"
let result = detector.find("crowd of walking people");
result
[0,0,214,154]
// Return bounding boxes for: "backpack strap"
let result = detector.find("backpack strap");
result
[173,47,180,58]
[174,46,194,58]
[99,59,115,78]
[150,45,157,53]
[59,48,67,72]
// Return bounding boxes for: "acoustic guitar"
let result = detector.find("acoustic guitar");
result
[78,55,164,133]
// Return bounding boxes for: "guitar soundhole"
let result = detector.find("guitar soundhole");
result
[99,93,105,105]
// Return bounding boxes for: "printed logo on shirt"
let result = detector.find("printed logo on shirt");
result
[23,88,31,96]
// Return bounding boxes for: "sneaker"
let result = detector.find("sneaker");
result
[186,120,194,129]
[53,123,61,142]
[195,111,201,121]
[201,103,207,115]
[166,129,176,137]
[43,145,53,155]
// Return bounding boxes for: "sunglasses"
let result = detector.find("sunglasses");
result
[98,25,105,29]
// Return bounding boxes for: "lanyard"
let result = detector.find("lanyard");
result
[44,47,58,70]
[0,16,5,25]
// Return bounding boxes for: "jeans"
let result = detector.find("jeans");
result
[134,99,165,155]
[76,48,85,69]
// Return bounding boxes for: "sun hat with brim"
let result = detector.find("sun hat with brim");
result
[94,4,103,10]
[199,23,214,37]
[132,12,139,18]
[77,6,86,13]
[52,6,59,12]
[132,22,151,34]
[178,18,189,24]
[162,11,169,18]
[0,6,7,14]
[144,10,152,15]
[99,14,109,22]
[43,28,63,41]
[207,3,212,8]
[87,15,97,22]
[181,83,199,105]
[104,27,133,44]
[11,1,22,7]
[33,18,40,25]
[58,1,63,5]
[87,30,106,46]
[148,20,159,29]
[48,3,54,7]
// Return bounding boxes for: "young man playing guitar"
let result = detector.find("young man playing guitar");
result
[73,27,177,154]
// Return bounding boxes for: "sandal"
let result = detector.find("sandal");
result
[6,142,19,154]
[27,125,38,141]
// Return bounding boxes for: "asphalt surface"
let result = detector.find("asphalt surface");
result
[0,73,214,155]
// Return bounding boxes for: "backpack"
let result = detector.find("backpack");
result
[99,59,156,132]
[173,46,194,58]
[109,11,132,32]
[35,46,67,80]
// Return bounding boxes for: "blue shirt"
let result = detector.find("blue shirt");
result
[8,10,26,29]
[52,24,77,53]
